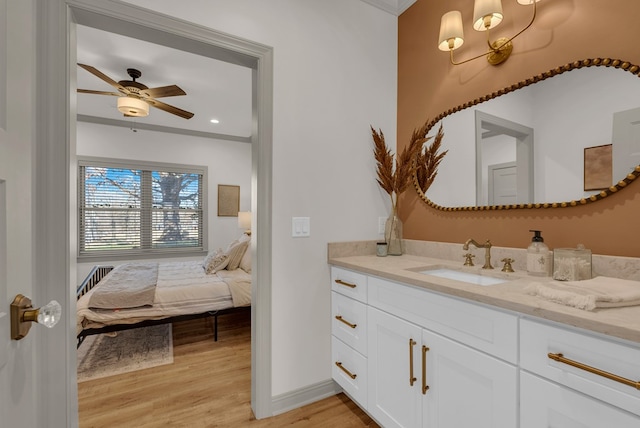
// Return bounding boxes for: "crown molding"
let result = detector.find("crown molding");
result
[360,0,417,16]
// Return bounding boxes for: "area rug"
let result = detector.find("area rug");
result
[77,324,173,382]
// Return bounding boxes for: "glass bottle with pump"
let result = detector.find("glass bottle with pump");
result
[527,230,550,276]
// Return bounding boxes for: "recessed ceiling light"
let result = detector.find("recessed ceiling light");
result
[210,119,220,124]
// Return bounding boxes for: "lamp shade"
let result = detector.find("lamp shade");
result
[438,11,464,51]
[473,0,503,31]
[117,97,149,117]
[238,211,251,232]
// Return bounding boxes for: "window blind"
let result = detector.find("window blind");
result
[79,159,206,257]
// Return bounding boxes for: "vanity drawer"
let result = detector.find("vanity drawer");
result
[332,336,367,407]
[331,267,367,303]
[520,318,640,416]
[332,291,367,355]
[368,275,518,363]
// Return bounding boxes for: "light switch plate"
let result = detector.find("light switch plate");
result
[292,217,310,237]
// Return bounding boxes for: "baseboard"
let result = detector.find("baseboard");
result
[271,379,342,416]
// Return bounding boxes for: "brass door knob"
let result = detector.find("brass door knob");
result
[10,294,61,340]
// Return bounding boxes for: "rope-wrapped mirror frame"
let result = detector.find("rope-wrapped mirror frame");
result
[414,58,640,211]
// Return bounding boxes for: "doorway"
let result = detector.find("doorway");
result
[475,110,534,206]
[41,1,274,422]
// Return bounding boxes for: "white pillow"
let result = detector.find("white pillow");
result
[225,239,249,270]
[203,248,229,274]
[239,246,251,273]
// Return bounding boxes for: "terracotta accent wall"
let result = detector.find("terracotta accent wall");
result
[398,0,640,257]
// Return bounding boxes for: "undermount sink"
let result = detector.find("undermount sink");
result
[416,268,509,286]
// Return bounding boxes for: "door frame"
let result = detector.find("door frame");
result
[39,0,274,424]
[475,110,534,206]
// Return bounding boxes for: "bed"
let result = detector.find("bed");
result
[76,240,252,348]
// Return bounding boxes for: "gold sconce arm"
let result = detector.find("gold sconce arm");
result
[444,0,538,66]
[10,294,62,340]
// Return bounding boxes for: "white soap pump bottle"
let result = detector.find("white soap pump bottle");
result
[527,230,550,276]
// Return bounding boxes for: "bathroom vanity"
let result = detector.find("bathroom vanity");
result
[329,244,640,428]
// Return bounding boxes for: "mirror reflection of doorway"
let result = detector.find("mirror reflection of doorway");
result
[613,106,640,181]
[488,161,517,205]
[475,111,534,206]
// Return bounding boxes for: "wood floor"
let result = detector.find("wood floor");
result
[78,311,378,427]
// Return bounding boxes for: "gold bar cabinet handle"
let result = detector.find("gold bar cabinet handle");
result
[335,279,357,288]
[335,361,357,379]
[548,353,640,390]
[409,338,417,386]
[422,345,430,394]
[335,315,357,329]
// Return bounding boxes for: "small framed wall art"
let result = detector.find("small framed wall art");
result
[584,144,612,191]
[218,184,240,217]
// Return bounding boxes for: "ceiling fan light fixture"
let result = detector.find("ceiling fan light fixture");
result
[117,97,149,117]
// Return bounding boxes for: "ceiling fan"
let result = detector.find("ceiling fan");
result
[77,63,194,119]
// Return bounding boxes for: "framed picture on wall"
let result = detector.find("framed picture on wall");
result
[584,144,612,191]
[218,184,240,217]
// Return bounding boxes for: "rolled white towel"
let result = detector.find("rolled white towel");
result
[525,276,640,310]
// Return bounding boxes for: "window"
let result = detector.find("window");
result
[78,157,207,258]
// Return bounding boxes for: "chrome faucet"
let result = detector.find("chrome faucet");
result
[462,239,493,269]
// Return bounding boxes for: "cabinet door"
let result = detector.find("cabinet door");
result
[368,307,423,428]
[422,329,518,428]
[521,371,640,428]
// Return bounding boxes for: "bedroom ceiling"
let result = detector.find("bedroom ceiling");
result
[76,25,253,139]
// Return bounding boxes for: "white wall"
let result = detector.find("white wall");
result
[123,0,398,397]
[76,121,251,279]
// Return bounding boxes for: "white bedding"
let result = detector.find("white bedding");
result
[77,260,251,334]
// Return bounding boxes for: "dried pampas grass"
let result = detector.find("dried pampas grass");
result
[416,124,447,193]
[371,119,446,207]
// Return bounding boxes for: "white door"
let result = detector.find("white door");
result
[368,307,423,428]
[0,1,72,426]
[0,1,39,426]
[422,329,518,428]
[488,162,517,205]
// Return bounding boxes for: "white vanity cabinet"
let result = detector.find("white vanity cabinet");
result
[520,318,640,427]
[330,264,640,427]
[330,266,519,428]
[366,276,518,428]
[331,267,368,406]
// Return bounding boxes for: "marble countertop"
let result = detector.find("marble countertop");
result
[328,253,640,345]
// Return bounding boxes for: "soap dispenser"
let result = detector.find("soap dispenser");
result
[527,230,550,276]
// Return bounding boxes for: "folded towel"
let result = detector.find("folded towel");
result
[525,276,640,311]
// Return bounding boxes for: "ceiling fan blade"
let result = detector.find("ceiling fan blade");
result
[77,89,121,96]
[77,63,129,95]
[140,85,186,99]
[146,99,194,119]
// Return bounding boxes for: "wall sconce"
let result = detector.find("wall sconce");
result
[238,211,252,236]
[117,96,150,117]
[438,0,540,66]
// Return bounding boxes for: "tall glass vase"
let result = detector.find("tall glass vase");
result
[385,207,403,256]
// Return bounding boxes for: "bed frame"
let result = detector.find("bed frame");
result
[76,265,250,348]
